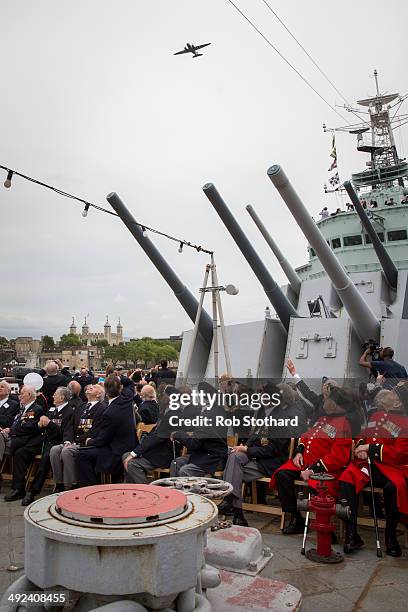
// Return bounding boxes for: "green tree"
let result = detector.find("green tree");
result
[96,339,109,348]
[104,344,127,365]
[0,337,10,348]
[59,333,81,347]
[42,335,55,349]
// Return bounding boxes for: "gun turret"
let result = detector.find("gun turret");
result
[107,192,213,347]
[246,204,302,296]
[344,180,398,291]
[267,165,380,341]
[203,183,299,331]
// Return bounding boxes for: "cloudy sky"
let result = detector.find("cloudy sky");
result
[1,0,407,341]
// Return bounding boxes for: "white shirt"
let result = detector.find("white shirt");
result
[0,397,10,409]
[21,400,35,414]
[108,397,118,405]
[53,402,68,413]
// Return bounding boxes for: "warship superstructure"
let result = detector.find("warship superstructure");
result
[110,73,408,388]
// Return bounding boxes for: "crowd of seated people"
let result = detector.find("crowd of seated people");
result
[0,349,407,558]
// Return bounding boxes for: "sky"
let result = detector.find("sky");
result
[1,0,408,341]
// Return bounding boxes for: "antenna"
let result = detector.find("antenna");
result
[374,69,380,97]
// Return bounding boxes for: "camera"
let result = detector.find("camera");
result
[362,339,382,361]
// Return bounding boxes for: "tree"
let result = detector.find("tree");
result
[96,339,109,348]
[42,335,55,349]
[104,344,127,365]
[59,333,81,347]
[0,337,10,348]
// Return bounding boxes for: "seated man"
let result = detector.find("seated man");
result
[219,382,305,526]
[20,386,74,505]
[0,381,19,431]
[137,384,159,424]
[50,384,106,491]
[76,375,136,486]
[3,385,44,502]
[123,411,175,484]
[271,386,354,534]
[339,389,408,557]
[67,380,85,411]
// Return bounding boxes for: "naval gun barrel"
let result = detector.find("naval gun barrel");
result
[267,165,380,341]
[107,192,213,347]
[246,204,302,296]
[344,180,398,291]
[203,182,299,331]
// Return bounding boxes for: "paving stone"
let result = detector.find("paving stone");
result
[301,591,355,612]
[356,584,408,612]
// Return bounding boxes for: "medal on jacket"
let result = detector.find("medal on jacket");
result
[260,437,269,446]
[383,420,401,438]
[321,423,337,438]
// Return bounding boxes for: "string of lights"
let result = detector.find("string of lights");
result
[0,164,213,255]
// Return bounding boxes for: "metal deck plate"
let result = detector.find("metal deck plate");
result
[55,484,188,525]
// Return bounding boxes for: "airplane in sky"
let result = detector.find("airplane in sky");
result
[174,42,211,58]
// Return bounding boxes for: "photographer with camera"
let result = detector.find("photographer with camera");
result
[359,343,407,388]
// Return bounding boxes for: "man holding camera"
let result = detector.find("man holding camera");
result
[359,345,407,388]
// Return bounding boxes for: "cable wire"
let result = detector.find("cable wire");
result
[0,164,213,255]
[259,0,366,124]
[226,0,349,122]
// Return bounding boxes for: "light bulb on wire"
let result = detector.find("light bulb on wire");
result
[82,203,90,218]
[178,242,184,253]
[4,170,13,189]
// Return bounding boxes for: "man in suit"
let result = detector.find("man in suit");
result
[3,385,44,501]
[50,383,106,491]
[76,375,136,486]
[137,385,159,424]
[0,381,20,430]
[67,380,84,411]
[73,367,95,400]
[123,411,175,484]
[153,361,176,386]
[21,386,74,505]
[40,361,70,408]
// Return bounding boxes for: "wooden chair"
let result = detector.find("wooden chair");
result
[137,423,156,441]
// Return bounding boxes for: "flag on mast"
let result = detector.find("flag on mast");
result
[328,133,340,190]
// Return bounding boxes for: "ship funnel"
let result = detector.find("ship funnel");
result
[246,204,301,296]
[344,180,398,291]
[203,182,299,331]
[267,165,380,341]
[107,192,213,347]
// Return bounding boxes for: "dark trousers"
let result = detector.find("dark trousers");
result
[275,469,302,513]
[30,446,53,494]
[339,464,398,526]
[11,439,43,492]
[75,447,101,487]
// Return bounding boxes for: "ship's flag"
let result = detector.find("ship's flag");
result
[327,134,340,190]
[328,134,337,171]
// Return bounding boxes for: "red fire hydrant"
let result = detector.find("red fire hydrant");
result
[297,473,350,564]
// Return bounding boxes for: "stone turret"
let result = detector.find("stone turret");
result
[104,316,112,345]
[69,317,77,336]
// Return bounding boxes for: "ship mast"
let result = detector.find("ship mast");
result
[326,70,408,191]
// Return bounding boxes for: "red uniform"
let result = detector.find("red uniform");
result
[270,414,352,493]
[340,410,408,516]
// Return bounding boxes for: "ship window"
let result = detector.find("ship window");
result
[343,235,363,246]
[365,232,384,244]
[331,237,341,249]
[310,248,316,257]
[387,229,407,241]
